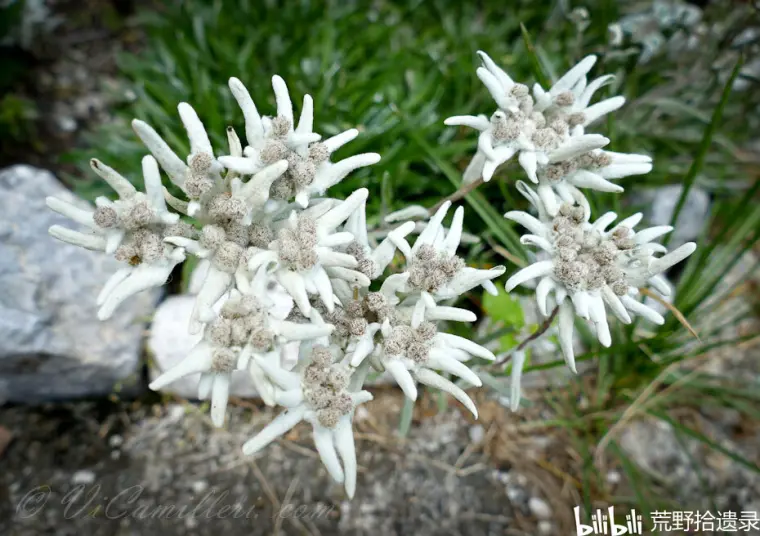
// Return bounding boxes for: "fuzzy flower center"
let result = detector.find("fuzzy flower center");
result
[207,192,247,223]
[207,294,274,363]
[324,292,392,339]
[94,192,190,268]
[407,244,465,293]
[184,153,217,199]
[196,223,249,273]
[538,152,612,185]
[275,216,318,271]
[345,240,375,279]
[551,204,632,295]
[261,117,330,201]
[301,347,353,429]
[382,321,437,364]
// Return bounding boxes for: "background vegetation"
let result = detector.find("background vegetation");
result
[48,0,760,525]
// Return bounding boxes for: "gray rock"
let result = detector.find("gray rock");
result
[636,184,710,249]
[0,165,158,403]
[147,295,259,398]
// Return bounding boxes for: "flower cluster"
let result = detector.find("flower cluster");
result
[47,73,503,498]
[448,52,695,407]
[47,49,696,499]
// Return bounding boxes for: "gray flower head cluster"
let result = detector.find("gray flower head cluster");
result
[447,52,696,409]
[505,180,695,375]
[46,156,187,320]
[446,52,653,217]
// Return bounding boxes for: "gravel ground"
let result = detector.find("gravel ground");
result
[0,392,539,536]
[2,366,759,536]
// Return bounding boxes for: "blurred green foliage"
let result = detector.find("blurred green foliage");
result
[67,0,759,264]
[0,93,38,144]
[0,1,40,151]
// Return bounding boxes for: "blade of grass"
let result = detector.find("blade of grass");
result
[520,23,551,88]
[608,441,657,524]
[648,409,760,474]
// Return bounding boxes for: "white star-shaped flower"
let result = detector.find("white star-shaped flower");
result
[47,156,185,320]
[149,267,333,424]
[504,181,696,371]
[388,201,505,299]
[219,76,380,208]
[242,188,374,317]
[446,51,633,186]
[243,346,372,498]
[350,293,493,418]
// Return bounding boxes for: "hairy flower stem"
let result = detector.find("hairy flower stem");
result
[427,178,485,216]
[491,306,559,369]
[348,357,373,392]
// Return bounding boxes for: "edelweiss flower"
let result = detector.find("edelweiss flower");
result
[149,267,333,424]
[47,156,186,320]
[350,293,493,418]
[388,201,505,299]
[161,165,289,335]
[446,51,646,193]
[504,182,696,370]
[295,277,422,369]
[445,111,609,184]
[134,99,289,222]
[243,346,372,498]
[446,51,616,184]
[244,188,373,316]
[219,76,380,207]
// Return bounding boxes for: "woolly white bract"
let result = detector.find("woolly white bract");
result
[47,49,695,499]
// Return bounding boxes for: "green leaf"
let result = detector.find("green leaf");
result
[179,254,200,294]
[482,282,525,327]
[397,396,414,437]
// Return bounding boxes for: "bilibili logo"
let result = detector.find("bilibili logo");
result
[574,506,644,535]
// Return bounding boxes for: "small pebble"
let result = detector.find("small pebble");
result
[55,115,77,133]
[71,470,96,485]
[468,425,485,443]
[528,497,552,519]
[506,487,524,502]
[192,480,209,494]
[168,404,186,420]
